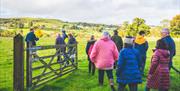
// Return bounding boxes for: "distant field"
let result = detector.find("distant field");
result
[0,36,179,91]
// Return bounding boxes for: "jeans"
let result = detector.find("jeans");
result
[118,83,137,91]
[98,69,113,85]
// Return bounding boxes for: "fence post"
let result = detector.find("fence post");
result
[26,42,33,91]
[13,34,24,91]
[75,43,78,69]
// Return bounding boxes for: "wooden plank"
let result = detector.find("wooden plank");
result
[32,64,74,80]
[26,42,33,91]
[32,62,59,70]
[27,44,77,51]
[13,34,24,91]
[31,68,76,89]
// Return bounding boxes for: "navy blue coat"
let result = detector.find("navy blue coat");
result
[56,36,65,45]
[162,36,176,59]
[25,32,39,46]
[116,47,142,84]
[134,41,148,57]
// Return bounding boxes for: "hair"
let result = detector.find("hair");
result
[90,35,94,40]
[156,39,168,50]
[30,28,34,31]
[68,33,73,37]
[113,30,118,35]
[139,31,145,35]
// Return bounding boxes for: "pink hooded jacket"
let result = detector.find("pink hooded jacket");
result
[90,36,119,69]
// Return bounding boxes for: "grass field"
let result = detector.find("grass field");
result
[0,35,179,91]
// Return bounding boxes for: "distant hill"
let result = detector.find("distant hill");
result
[0,17,119,31]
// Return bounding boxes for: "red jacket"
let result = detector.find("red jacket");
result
[147,49,170,89]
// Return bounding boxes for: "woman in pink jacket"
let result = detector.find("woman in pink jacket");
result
[90,31,119,91]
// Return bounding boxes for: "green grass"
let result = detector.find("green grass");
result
[0,36,180,91]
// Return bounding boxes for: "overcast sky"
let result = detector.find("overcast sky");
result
[0,0,180,25]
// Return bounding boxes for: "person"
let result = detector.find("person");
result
[134,31,148,75]
[161,28,176,70]
[90,31,118,91]
[116,36,142,91]
[86,35,96,75]
[25,28,39,46]
[145,39,170,91]
[67,33,77,63]
[111,30,123,69]
[62,29,68,40]
[55,33,66,62]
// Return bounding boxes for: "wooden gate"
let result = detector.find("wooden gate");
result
[13,34,78,91]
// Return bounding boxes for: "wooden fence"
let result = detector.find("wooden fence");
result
[13,34,78,91]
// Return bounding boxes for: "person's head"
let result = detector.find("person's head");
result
[30,28,34,32]
[102,31,110,38]
[139,31,145,37]
[68,33,73,38]
[90,35,95,40]
[62,29,66,33]
[113,30,118,35]
[56,33,61,37]
[156,39,168,50]
[161,28,169,38]
[124,36,134,48]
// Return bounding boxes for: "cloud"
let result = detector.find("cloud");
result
[0,0,179,25]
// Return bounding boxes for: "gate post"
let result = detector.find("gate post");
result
[13,34,24,91]
[26,42,33,91]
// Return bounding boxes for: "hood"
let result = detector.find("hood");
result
[157,49,170,58]
[135,35,146,44]
[101,36,110,41]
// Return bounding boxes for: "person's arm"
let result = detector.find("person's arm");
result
[136,50,142,70]
[90,42,98,63]
[145,41,149,51]
[119,36,123,50]
[33,33,39,41]
[113,44,119,61]
[171,39,176,56]
[86,42,90,55]
[148,52,159,75]
[116,51,124,78]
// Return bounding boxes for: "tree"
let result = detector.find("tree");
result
[126,17,150,36]
[170,14,180,35]
[160,19,170,28]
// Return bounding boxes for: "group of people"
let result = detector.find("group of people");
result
[86,28,176,91]
[25,28,77,63]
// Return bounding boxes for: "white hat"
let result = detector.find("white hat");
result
[124,36,134,44]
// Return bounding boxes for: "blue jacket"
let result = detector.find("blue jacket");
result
[68,37,77,44]
[162,36,176,59]
[116,47,142,84]
[56,36,65,45]
[25,32,39,45]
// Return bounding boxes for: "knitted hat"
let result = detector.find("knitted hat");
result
[124,36,134,44]
[161,28,169,33]
[103,31,109,37]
